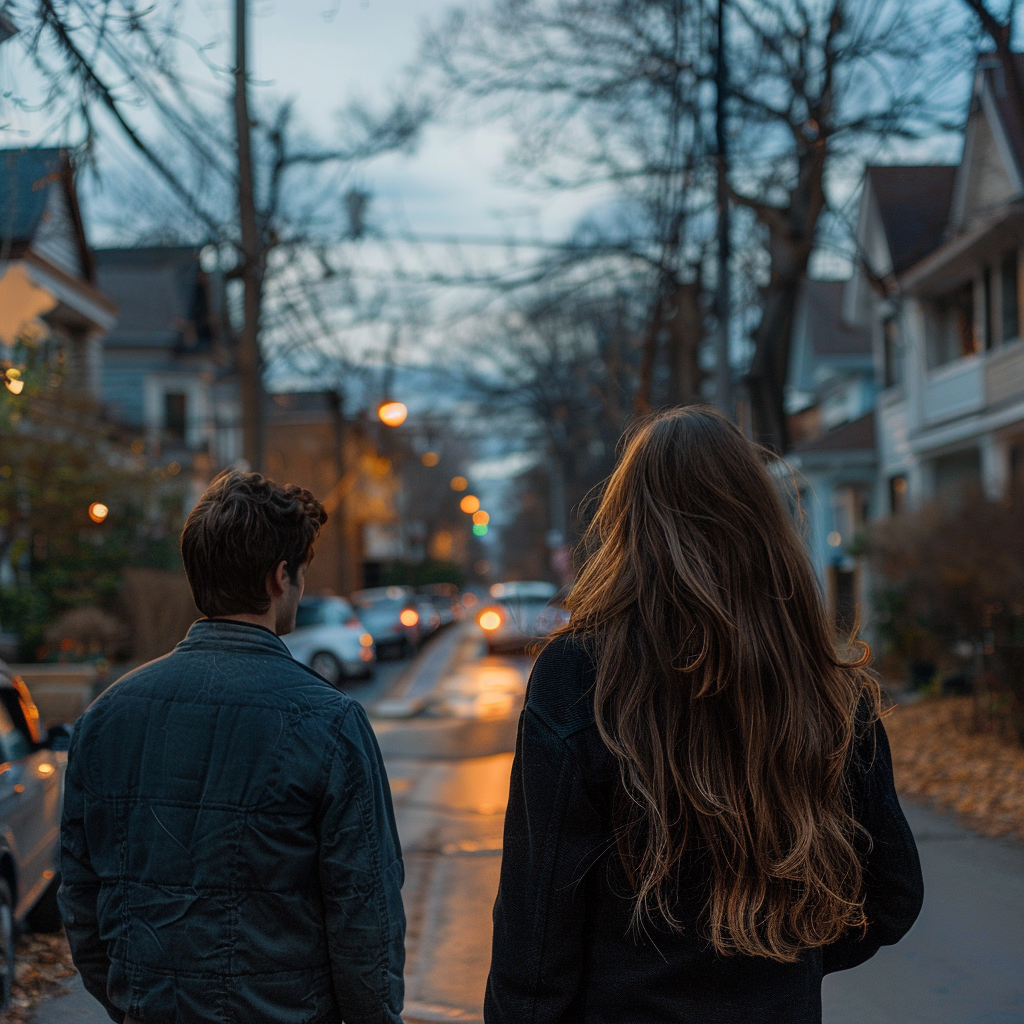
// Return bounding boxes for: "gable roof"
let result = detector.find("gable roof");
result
[865,165,956,274]
[987,54,1024,178]
[0,147,94,280]
[801,279,872,359]
[94,246,215,349]
[792,411,875,455]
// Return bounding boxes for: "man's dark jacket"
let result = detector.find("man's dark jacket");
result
[485,635,924,1024]
[59,620,405,1024]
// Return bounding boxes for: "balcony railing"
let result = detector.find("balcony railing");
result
[984,339,1024,406]
[922,356,984,426]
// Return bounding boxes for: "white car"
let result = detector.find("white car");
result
[283,597,375,686]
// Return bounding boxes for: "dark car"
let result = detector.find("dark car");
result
[351,588,423,660]
[0,660,69,1010]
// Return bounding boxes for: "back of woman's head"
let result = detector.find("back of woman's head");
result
[564,406,878,961]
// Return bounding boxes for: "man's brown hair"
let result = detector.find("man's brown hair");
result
[181,470,327,618]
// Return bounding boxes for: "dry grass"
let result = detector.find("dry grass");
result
[885,695,1024,842]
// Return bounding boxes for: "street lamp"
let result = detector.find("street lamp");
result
[450,476,468,492]
[88,502,109,524]
[460,494,480,514]
[377,400,408,427]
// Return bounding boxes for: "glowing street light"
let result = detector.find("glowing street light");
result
[4,368,24,395]
[460,494,481,514]
[421,451,440,467]
[88,502,109,524]
[378,401,408,427]
[472,510,489,526]
[450,476,468,491]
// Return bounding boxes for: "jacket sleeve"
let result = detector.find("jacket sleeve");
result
[822,715,924,974]
[318,702,406,1024]
[484,705,606,1024]
[58,727,125,1024]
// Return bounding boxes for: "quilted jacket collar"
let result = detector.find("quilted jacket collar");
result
[178,618,291,655]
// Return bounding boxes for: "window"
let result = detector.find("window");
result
[889,475,908,515]
[929,282,978,368]
[883,317,902,388]
[1002,253,1019,343]
[164,392,187,441]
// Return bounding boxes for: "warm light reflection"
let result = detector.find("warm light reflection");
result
[450,476,468,492]
[472,510,489,526]
[37,763,54,776]
[421,451,440,467]
[400,608,419,627]
[479,609,503,631]
[88,502,109,524]
[378,401,408,427]
[460,494,481,514]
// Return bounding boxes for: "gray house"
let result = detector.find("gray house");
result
[94,247,241,471]
[785,279,877,631]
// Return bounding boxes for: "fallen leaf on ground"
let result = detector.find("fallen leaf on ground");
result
[886,696,1024,842]
[5,931,77,1022]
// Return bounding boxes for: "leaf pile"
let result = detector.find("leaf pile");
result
[6,932,77,1022]
[886,696,1024,842]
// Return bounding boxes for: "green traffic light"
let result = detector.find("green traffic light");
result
[472,523,488,536]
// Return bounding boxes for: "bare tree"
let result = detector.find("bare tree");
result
[7,0,426,468]
[421,0,714,414]
[422,0,968,449]
[730,0,965,450]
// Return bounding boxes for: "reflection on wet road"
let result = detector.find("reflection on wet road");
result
[373,653,531,1024]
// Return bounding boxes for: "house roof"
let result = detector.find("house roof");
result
[792,412,875,455]
[866,165,957,274]
[0,148,63,244]
[0,147,94,281]
[801,279,872,358]
[94,247,207,346]
[986,54,1024,178]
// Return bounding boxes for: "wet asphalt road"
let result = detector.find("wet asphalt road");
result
[29,635,1024,1023]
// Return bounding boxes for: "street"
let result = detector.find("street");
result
[29,628,1024,1023]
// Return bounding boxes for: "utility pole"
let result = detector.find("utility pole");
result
[714,0,733,420]
[234,0,264,470]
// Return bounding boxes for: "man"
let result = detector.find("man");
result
[59,470,405,1024]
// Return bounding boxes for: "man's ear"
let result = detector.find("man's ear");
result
[269,560,290,599]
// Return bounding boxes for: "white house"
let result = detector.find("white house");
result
[849,56,1024,515]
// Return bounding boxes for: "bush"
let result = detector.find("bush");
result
[868,488,1024,744]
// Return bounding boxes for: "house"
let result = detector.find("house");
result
[849,56,1024,516]
[784,279,877,631]
[0,148,117,396]
[93,246,241,472]
[265,391,400,596]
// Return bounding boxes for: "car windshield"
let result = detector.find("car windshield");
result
[294,599,354,629]
[357,599,405,625]
[500,598,552,633]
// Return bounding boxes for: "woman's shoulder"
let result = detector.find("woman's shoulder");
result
[525,632,599,739]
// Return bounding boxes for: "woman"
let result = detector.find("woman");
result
[485,407,922,1024]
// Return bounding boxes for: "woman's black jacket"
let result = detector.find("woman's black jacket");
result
[484,635,924,1024]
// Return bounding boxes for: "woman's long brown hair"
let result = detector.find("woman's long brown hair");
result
[560,407,880,961]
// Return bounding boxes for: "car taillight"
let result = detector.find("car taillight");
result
[359,633,373,647]
[346,616,361,628]
[400,608,419,627]
[478,608,503,631]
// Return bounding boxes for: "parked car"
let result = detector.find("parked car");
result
[0,660,70,1010]
[477,581,562,653]
[352,588,424,660]
[282,597,375,686]
[419,584,465,628]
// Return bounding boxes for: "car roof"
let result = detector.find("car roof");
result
[490,581,558,600]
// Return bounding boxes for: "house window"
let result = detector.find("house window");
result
[889,475,908,515]
[164,392,187,442]
[883,317,902,388]
[1002,253,1019,343]
[929,282,978,367]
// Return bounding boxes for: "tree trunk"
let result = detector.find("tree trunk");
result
[714,0,733,418]
[234,0,264,471]
[664,280,703,406]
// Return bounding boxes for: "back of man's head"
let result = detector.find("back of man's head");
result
[181,470,328,618]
